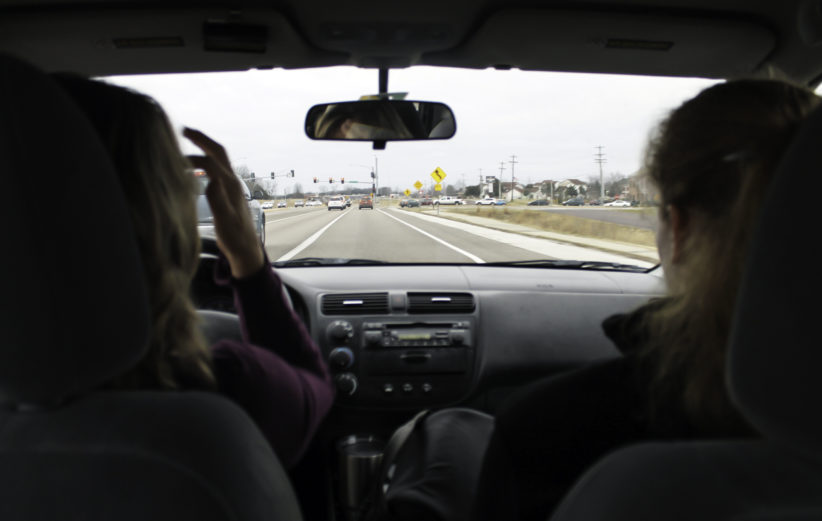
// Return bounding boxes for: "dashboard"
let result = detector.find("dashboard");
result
[193,259,666,413]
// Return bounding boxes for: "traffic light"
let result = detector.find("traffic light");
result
[371,171,375,179]
[270,172,275,179]
[313,177,318,183]
[290,170,295,177]
[341,177,345,184]
[250,172,255,179]
[329,177,333,183]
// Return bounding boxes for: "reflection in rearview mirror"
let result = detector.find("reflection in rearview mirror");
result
[305,100,456,141]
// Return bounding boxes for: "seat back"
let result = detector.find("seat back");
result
[0,53,301,521]
[548,103,822,521]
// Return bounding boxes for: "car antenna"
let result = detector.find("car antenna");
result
[373,68,388,150]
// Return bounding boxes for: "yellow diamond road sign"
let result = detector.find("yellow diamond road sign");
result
[413,180,423,190]
[430,167,447,183]
[434,183,443,191]
[404,189,411,196]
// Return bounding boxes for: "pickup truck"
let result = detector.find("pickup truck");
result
[434,196,463,205]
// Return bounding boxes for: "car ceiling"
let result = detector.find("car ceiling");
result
[0,0,820,85]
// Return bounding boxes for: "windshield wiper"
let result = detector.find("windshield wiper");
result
[272,257,389,267]
[484,259,649,272]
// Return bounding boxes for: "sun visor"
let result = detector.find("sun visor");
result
[0,8,346,76]
[424,9,775,79]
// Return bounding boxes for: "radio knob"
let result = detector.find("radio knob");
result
[335,373,358,396]
[329,347,354,369]
[327,321,354,342]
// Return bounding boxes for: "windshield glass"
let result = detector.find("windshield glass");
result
[108,67,718,268]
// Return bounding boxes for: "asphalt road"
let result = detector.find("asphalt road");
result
[262,205,656,267]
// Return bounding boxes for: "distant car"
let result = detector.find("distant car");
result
[399,199,409,207]
[604,199,632,207]
[476,197,496,205]
[434,196,463,205]
[306,199,323,207]
[277,201,287,208]
[328,195,346,210]
[294,199,305,207]
[494,199,507,205]
[196,173,264,246]
[359,197,373,209]
[562,197,585,206]
[406,199,420,208]
[261,201,274,209]
[421,198,433,206]
[346,198,351,207]
[587,199,601,206]
[528,199,550,206]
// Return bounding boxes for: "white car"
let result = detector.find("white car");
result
[434,196,463,205]
[476,197,496,205]
[604,200,632,207]
[261,201,274,209]
[306,199,323,207]
[277,201,287,208]
[327,196,346,210]
[294,199,305,207]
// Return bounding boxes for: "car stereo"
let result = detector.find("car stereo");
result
[361,321,471,349]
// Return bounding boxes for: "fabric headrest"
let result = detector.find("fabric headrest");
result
[0,54,150,406]
[728,103,822,451]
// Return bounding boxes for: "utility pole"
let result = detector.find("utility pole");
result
[595,146,606,200]
[498,161,506,199]
[509,155,518,202]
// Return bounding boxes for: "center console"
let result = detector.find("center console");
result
[317,292,478,409]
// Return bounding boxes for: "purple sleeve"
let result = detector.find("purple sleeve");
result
[210,258,334,469]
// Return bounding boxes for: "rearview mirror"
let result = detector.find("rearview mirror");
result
[305,100,456,141]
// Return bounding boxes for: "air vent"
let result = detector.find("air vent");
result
[322,293,389,315]
[407,292,475,314]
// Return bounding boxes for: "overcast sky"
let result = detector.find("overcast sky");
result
[109,66,718,195]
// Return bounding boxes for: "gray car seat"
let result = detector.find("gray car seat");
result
[0,53,302,521]
[548,103,822,520]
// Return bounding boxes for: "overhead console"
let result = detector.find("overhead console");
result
[317,291,477,409]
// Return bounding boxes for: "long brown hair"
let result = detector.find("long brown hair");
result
[640,79,819,431]
[54,75,216,391]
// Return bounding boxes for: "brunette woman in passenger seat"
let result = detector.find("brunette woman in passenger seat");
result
[473,79,820,521]
[54,75,334,470]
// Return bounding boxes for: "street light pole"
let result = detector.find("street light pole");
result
[509,155,518,202]
[498,161,505,199]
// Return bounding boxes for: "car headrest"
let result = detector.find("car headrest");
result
[0,54,150,407]
[728,102,822,452]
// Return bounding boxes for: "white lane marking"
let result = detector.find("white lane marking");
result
[378,209,485,263]
[265,211,322,224]
[390,209,656,268]
[276,210,349,261]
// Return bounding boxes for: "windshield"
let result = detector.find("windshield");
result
[108,67,718,269]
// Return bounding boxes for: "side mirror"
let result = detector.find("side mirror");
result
[305,100,456,141]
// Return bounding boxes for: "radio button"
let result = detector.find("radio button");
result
[382,383,395,395]
[364,331,383,346]
[402,383,413,393]
[421,383,433,394]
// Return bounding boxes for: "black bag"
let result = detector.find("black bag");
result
[363,408,495,521]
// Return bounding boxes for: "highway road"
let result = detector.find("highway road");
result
[261,206,657,268]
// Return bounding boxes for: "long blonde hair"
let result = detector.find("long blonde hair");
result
[55,75,216,391]
[640,79,819,431]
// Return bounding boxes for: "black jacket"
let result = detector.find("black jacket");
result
[472,300,752,521]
